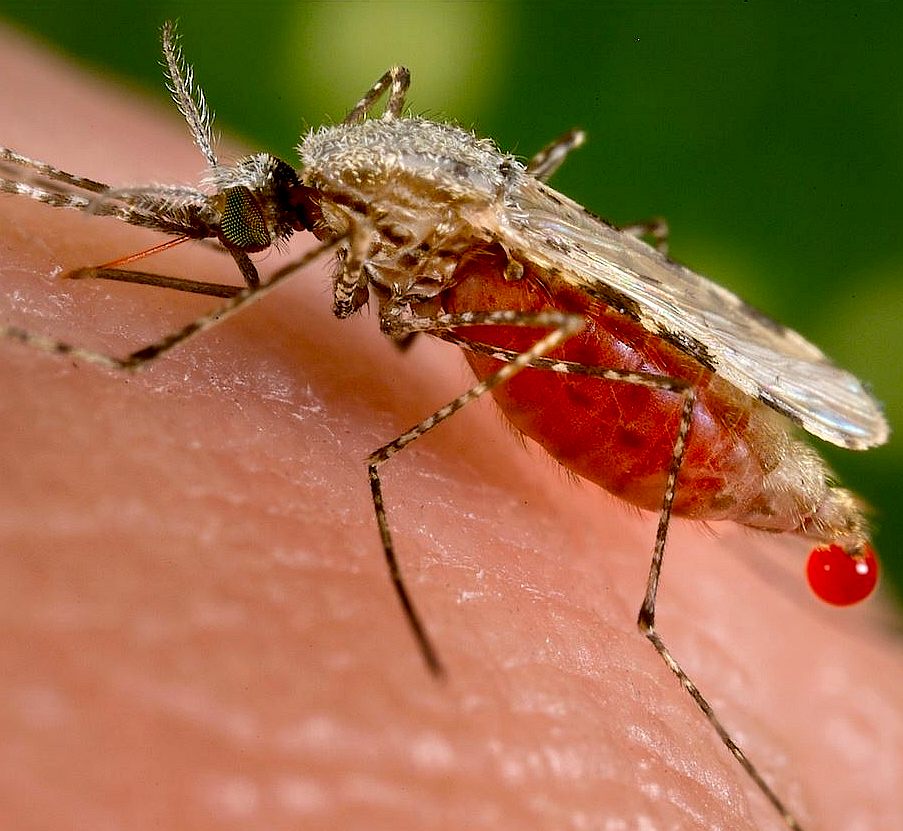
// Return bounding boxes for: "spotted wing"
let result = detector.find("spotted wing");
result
[493,175,888,450]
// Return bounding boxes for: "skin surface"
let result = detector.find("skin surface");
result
[1,25,901,831]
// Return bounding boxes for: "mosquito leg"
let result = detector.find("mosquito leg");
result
[382,313,805,827]
[369,307,585,675]
[366,306,686,675]
[332,230,372,318]
[526,129,586,182]
[2,239,340,371]
[621,217,670,254]
[634,388,806,830]
[343,66,411,125]
[433,331,690,392]
[382,66,412,119]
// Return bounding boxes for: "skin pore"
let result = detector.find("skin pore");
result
[1,24,901,831]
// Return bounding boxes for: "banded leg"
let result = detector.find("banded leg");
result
[635,395,806,831]
[433,331,689,392]
[368,306,688,675]
[370,307,585,675]
[333,230,374,318]
[518,135,671,252]
[2,239,340,371]
[526,129,586,182]
[378,316,806,830]
[343,66,411,125]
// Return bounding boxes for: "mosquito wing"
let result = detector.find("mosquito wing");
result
[494,174,888,450]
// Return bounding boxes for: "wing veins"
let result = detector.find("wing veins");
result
[495,176,888,449]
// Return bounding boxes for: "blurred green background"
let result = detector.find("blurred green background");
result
[2,1,901,604]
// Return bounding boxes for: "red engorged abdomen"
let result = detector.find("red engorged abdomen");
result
[441,250,770,522]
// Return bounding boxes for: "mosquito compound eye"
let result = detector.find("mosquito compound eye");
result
[806,543,879,606]
[220,185,271,252]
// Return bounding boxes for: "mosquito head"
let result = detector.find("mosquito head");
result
[208,153,317,252]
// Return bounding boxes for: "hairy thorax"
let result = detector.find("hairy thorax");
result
[298,118,517,302]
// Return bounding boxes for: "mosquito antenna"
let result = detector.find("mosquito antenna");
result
[160,20,218,168]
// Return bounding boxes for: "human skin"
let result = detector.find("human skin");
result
[1,24,901,831]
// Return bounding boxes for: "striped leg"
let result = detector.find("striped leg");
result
[2,240,337,371]
[526,129,586,182]
[367,306,692,675]
[343,66,411,125]
[372,312,805,829]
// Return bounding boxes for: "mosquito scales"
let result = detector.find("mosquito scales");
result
[0,21,889,831]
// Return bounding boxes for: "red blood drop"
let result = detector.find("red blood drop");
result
[806,543,879,606]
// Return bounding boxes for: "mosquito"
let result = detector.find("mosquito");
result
[0,21,889,831]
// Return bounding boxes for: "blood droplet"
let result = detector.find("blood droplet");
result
[806,543,879,606]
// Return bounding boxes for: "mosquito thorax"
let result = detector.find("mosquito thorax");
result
[297,118,518,214]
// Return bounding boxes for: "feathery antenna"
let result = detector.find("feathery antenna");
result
[160,20,218,168]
